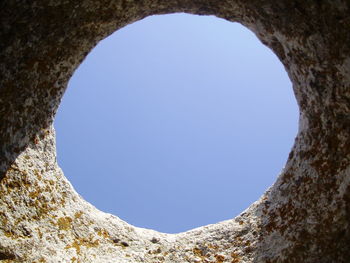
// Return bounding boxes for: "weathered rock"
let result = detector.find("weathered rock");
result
[0,1,349,262]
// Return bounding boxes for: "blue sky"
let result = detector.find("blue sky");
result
[54,13,298,233]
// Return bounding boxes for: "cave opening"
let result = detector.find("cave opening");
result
[55,13,298,233]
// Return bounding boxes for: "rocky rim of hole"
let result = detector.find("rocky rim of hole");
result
[0,1,350,262]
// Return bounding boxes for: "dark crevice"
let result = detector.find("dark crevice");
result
[0,251,16,260]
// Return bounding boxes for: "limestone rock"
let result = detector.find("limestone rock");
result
[0,1,349,262]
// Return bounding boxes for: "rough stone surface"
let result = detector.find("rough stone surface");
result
[1,0,350,262]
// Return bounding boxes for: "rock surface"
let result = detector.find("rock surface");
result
[1,0,350,262]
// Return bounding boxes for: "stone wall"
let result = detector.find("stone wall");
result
[1,1,349,262]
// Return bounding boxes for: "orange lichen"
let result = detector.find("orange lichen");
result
[65,237,100,255]
[57,216,72,231]
[74,211,83,219]
[96,228,110,239]
[214,254,225,263]
[230,252,241,263]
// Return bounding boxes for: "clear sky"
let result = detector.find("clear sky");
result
[54,13,298,234]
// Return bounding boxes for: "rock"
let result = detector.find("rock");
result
[0,1,349,262]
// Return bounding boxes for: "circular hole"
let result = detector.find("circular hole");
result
[55,14,298,233]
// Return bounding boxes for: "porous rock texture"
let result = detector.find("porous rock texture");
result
[1,0,350,262]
